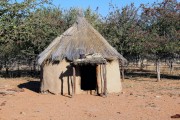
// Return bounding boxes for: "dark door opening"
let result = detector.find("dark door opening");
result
[80,65,97,90]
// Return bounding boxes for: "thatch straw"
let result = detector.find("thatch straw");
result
[38,16,126,65]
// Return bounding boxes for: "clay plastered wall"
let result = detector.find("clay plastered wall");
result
[41,60,81,95]
[106,60,122,93]
[41,59,121,95]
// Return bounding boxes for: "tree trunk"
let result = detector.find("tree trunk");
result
[17,60,20,77]
[136,58,138,67]
[145,61,148,70]
[121,65,125,82]
[169,60,173,74]
[140,59,144,70]
[156,59,161,82]
[5,61,9,78]
[5,67,9,78]
[33,60,36,77]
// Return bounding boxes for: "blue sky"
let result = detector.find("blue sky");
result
[16,0,180,16]
[52,0,164,16]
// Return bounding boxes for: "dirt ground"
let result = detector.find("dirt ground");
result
[0,77,180,120]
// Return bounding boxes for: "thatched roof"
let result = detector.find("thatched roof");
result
[38,16,126,65]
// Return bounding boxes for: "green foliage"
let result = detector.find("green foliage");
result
[84,7,102,30]
[0,0,179,71]
[62,7,101,30]
[21,6,64,57]
[0,0,58,67]
[141,0,180,60]
[101,3,145,61]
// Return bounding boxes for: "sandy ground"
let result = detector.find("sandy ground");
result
[0,77,180,120]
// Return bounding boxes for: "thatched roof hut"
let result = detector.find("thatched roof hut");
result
[38,16,126,96]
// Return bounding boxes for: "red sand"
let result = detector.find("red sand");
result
[0,77,180,120]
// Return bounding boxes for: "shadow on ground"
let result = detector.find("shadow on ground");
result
[18,81,40,93]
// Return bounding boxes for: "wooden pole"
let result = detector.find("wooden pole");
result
[96,65,101,95]
[103,64,107,97]
[100,64,103,94]
[72,66,76,97]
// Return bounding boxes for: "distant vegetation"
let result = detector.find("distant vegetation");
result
[0,0,179,80]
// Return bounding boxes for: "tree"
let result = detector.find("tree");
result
[62,7,101,30]
[101,4,144,59]
[0,0,53,76]
[141,0,180,81]
[100,4,144,80]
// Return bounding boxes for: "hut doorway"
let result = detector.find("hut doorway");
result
[80,65,97,90]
